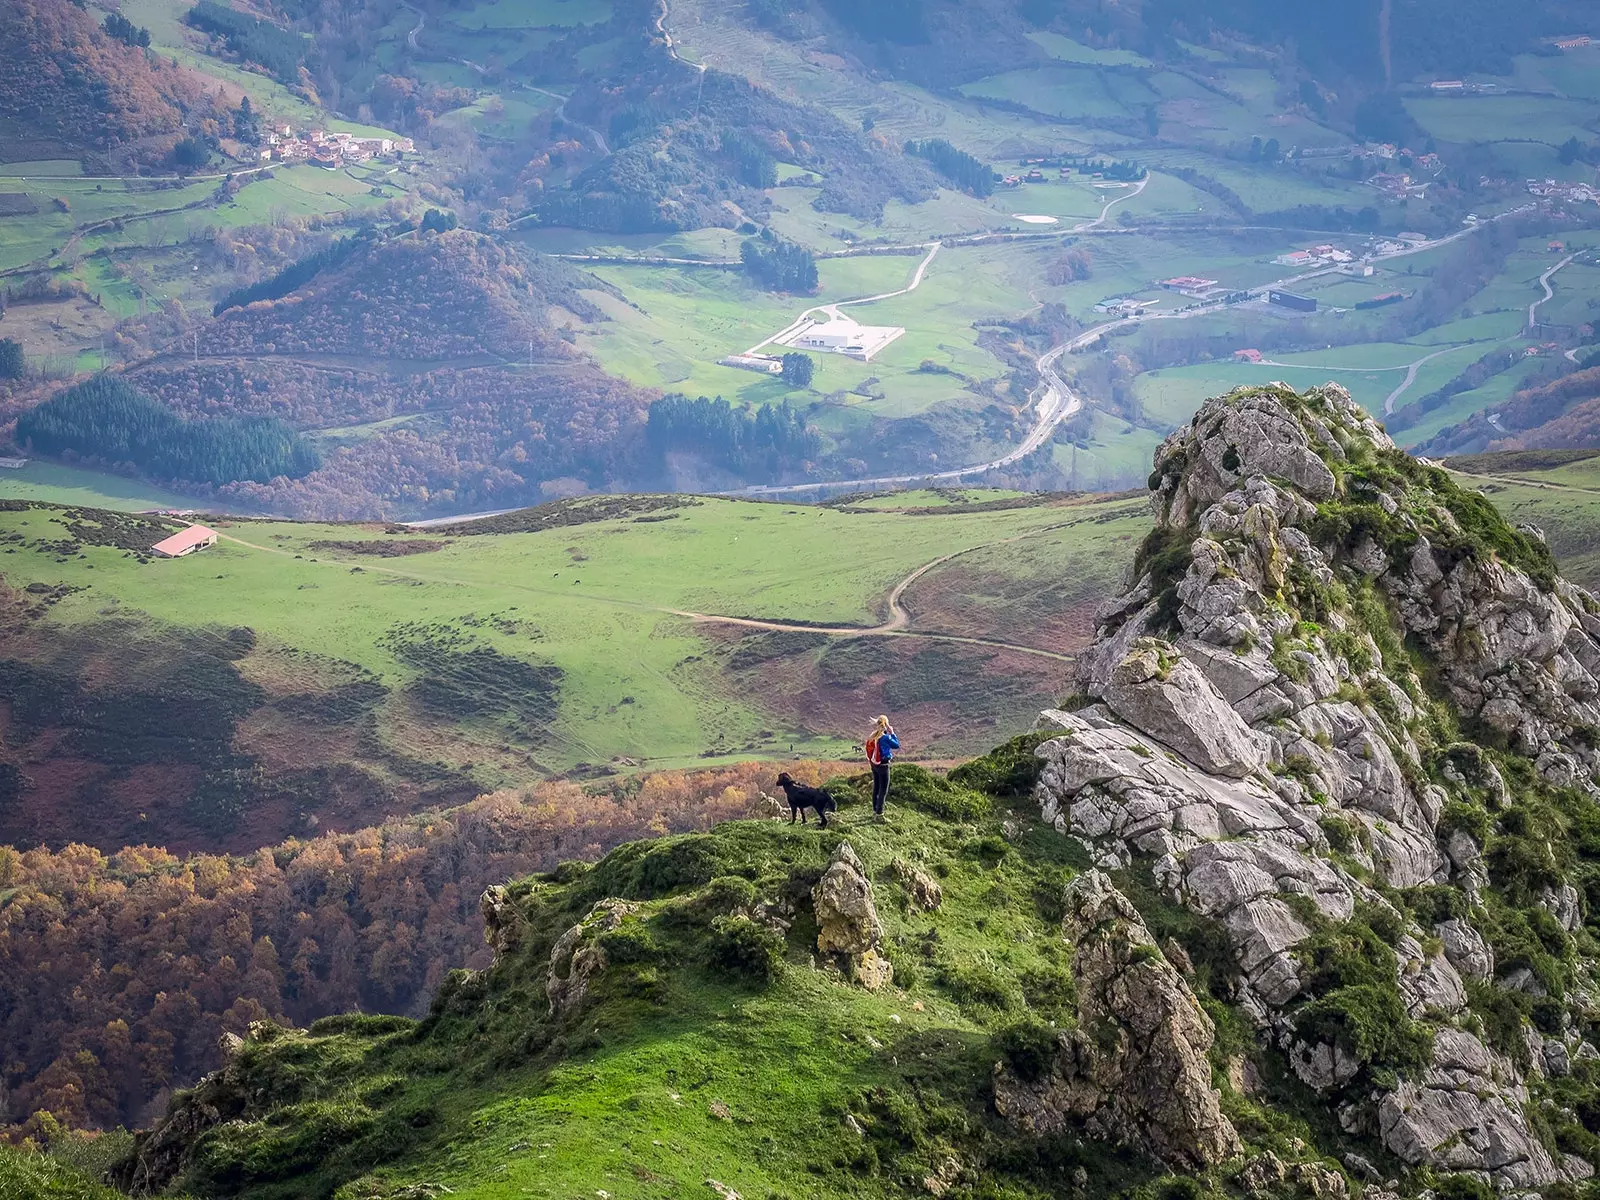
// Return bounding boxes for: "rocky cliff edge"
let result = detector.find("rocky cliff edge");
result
[1032,382,1600,1189]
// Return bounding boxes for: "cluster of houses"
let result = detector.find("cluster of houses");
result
[1274,244,1357,268]
[1528,179,1599,205]
[1000,165,1077,187]
[257,126,416,169]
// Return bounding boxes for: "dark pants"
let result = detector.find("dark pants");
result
[871,762,890,814]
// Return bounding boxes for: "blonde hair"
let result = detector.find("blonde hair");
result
[871,714,891,732]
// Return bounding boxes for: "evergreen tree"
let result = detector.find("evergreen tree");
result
[235,95,261,145]
[740,234,817,293]
[904,139,994,197]
[15,376,320,485]
[0,338,23,380]
[780,352,814,388]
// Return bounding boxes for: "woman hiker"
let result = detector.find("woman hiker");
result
[865,715,900,821]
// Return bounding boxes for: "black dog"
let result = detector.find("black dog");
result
[776,772,837,828]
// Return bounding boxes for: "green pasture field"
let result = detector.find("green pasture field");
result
[1407,312,1529,344]
[960,65,1133,122]
[1538,260,1600,328]
[0,160,85,177]
[760,185,1016,250]
[1136,149,1367,213]
[577,242,1043,420]
[1403,95,1600,146]
[1389,354,1546,449]
[1500,45,1600,100]
[0,462,207,511]
[1028,30,1153,67]
[1051,408,1165,490]
[0,176,221,273]
[510,227,747,260]
[1134,361,1396,421]
[0,492,1148,774]
[1456,472,1600,590]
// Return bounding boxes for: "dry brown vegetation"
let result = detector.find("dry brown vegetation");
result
[0,0,207,164]
[0,760,831,1136]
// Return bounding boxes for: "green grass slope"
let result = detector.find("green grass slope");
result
[106,751,1330,1200]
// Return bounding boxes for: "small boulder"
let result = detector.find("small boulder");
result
[889,857,943,911]
[546,898,637,1017]
[813,842,892,990]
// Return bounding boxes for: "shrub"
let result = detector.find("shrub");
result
[995,1019,1059,1082]
[597,923,658,965]
[885,764,990,820]
[0,338,23,380]
[948,733,1052,797]
[706,915,783,983]
[1435,1174,1495,1200]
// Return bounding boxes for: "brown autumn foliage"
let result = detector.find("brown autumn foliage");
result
[107,232,654,519]
[0,0,203,162]
[0,760,832,1135]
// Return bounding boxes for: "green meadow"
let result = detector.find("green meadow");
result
[0,492,1148,778]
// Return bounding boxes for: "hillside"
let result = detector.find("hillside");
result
[90,382,1600,1199]
[0,0,205,166]
[84,232,654,518]
[1421,368,1600,458]
[0,490,1132,856]
[0,760,811,1135]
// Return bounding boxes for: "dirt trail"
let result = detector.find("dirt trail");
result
[210,521,1081,664]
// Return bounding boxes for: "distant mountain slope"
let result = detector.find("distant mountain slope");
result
[540,60,938,231]
[0,0,202,164]
[111,231,652,518]
[1420,367,1600,457]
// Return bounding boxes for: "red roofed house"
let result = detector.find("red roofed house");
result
[152,524,219,558]
[1234,348,1264,362]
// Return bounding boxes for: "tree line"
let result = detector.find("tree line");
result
[186,1,310,85]
[740,232,817,292]
[646,395,820,476]
[905,138,994,198]
[214,232,374,315]
[15,376,321,486]
[0,762,810,1136]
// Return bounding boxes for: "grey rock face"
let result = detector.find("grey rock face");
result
[1377,1030,1559,1188]
[1031,384,1600,1188]
[1100,639,1265,777]
[993,872,1242,1169]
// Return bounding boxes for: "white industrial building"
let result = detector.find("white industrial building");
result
[787,315,905,361]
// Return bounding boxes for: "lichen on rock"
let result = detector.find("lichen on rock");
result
[813,842,893,990]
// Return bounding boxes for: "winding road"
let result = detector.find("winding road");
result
[1531,252,1576,331]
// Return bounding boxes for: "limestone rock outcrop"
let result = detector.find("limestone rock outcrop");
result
[813,842,893,990]
[110,1021,297,1196]
[1031,384,1600,1188]
[994,871,1241,1168]
[546,898,637,1017]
